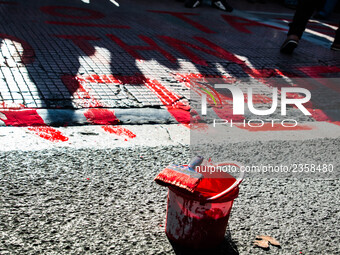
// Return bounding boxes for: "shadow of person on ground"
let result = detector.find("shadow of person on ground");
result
[169,229,239,255]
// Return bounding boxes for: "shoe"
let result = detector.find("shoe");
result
[331,43,340,51]
[280,38,299,54]
[212,0,233,12]
[184,0,201,8]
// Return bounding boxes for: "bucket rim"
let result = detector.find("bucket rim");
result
[169,161,244,203]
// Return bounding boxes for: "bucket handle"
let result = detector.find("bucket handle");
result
[206,162,245,201]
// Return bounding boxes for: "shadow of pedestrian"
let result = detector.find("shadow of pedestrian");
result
[169,229,239,255]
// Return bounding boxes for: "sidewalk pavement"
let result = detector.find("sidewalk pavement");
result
[0,0,339,127]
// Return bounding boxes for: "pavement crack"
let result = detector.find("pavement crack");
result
[160,125,172,141]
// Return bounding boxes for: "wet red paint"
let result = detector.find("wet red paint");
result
[0,109,45,126]
[47,21,130,29]
[27,126,69,142]
[175,73,244,121]
[166,169,239,249]
[40,6,105,19]
[102,125,136,141]
[61,75,103,107]
[144,79,191,125]
[148,10,215,34]
[0,109,69,142]
[297,66,340,93]
[84,109,119,125]
[236,123,315,131]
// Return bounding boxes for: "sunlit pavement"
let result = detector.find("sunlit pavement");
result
[0,0,339,133]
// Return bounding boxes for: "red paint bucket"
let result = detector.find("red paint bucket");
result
[165,162,244,249]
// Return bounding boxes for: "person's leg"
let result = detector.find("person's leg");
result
[288,0,318,39]
[280,0,318,53]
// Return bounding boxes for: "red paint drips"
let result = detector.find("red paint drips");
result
[84,109,119,125]
[0,109,69,142]
[27,126,69,142]
[102,125,136,141]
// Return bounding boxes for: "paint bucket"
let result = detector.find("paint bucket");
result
[165,162,244,249]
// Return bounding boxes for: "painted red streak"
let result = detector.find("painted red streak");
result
[0,109,69,142]
[297,66,340,93]
[222,15,286,34]
[175,73,244,121]
[102,125,136,141]
[46,21,130,29]
[148,10,215,34]
[0,109,45,126]
[62,75,103,107]
[144,79,191,125]
[40,6,105,19]
[27,126,69,142]
[62,75,121,125]
[84,109,119,125]
[236,123,315,131]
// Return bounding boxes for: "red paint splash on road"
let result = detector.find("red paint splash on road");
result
[40,6,105,19]
[0,109,45,126]
[27,126,69,142]
[0,109,69,142]
[102,125,136,141]
[62,75,121,125]
[84,109,119,125]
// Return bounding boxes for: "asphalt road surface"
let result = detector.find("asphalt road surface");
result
[0,137,339,255]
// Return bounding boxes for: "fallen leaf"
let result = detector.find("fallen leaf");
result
[256,235,281,247]
[253,239,269,249]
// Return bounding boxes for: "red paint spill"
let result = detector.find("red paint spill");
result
[102,125,136,141]
[236,123,315,131]
[27,126,69,142]
[297,66,340,93]
[40,6,105,19]
[0,109,69,142]
[330,121,340,126]
[84,109,119,125]
[0,109,45,126]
